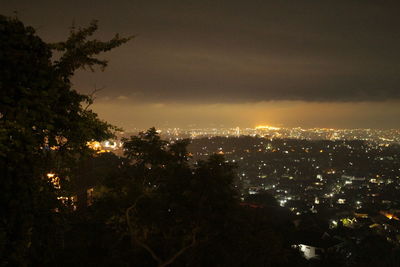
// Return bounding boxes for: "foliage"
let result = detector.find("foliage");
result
[89,129,307,267]
[0,15,130,265]
[94,128,238,266]
[50,20,132,79]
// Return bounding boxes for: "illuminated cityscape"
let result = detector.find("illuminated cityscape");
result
[3,0,400,265]
[89,125,400,260]
[110,126,400,144]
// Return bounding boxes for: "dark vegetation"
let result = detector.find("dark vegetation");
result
[1,16,399,266]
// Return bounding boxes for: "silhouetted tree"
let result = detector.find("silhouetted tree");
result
[0,15,130,265]
[93,129,309,267]
[94,128,238,266]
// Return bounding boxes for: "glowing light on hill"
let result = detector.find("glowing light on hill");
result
[255,125,281,130]
[87,141,102,150]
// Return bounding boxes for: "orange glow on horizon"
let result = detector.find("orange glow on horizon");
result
[255,125,281,130]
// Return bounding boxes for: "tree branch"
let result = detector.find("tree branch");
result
[159,226,199,267]
[135,236,163,265]
[84,85,105,111]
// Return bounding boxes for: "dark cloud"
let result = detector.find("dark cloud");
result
[3,0,400,104]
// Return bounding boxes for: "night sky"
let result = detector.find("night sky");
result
[3,0,400,130]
